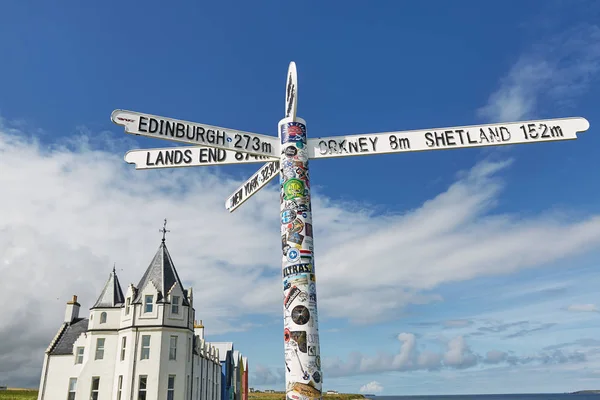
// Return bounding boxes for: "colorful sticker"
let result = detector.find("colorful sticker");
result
[285,274,309,288]
[304,223,313,237]
[284,146,298,157]
[290,331,307,353]
[286,218,305,234]
[284,286,302,309]
[281,122,307,143]
[284,199,310,213]
[312,371,321,383]
[287,248,300,263]
[287,232,304,245]
[283,263,313,278]
[281,209,297,224]
[300,249,312,262]
[284,328,291,342]
[290,382,319,398]
[291,305,311,325]
[284,178,305,200]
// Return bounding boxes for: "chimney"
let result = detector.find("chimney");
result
[64,295,80,323]
[194,319,204,339]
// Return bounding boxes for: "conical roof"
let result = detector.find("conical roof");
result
[92,267,125,308]
[133,240,188,305]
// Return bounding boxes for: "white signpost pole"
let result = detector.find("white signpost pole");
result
[279,63,323,400]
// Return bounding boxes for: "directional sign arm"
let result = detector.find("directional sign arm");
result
[225,160,280,212]
[307,117,590,159]
[124,146,277,170]
[112,109,280,158]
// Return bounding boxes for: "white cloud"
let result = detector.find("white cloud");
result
[567,304,599,312]
[2,117,600,386]
[321,331,590,378]
[478,23,600,122]
[359,381,383,394]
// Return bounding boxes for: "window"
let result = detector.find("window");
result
[195,377,199,400]
[117,375,123,400]
[100,312,107,324]
[75,347,84,364]
[167,375,176,400]
[169,336,178,360]
[140,335,150,360]
[188,338,192,362]
[171,295,180,314]
[138,375,147,400]
[186,375,190,400]
[125,298,130,315]
[67,377,77,400]
[144,295,153,313]
[120,336,127,361]
[90,377,100,400]
[95,338,105,360]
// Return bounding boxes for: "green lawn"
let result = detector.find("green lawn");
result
[0,388,364,400]
[0,390,38,400]
[249,392,365,400]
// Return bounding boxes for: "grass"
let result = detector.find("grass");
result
[249,392,365,400]
[0,390,38,400]
[0,388,365,400]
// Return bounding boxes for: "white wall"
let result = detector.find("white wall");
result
[41,283,223,400]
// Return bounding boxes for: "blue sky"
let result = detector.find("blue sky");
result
[1,0,600,395]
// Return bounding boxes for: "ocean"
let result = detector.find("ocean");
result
[368,395,600,400]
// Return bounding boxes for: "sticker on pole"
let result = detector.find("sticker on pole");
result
[307,117,590,159]
[225,160,280,212]
[111,109,280,158]
[124,146,277,170]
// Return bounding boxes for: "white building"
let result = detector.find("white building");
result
[37,237,232,400]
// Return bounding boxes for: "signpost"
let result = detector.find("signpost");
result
[306,117,589,159]
[125,146,276,170]
[114,62,590,400]
[111,109,280,158]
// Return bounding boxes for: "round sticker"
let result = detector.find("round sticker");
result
[281,209,297,224]
[287,248,300,263]
[283,178,305,200]
[284,328,291,342]
[284,146,298,157]
[291,305,311,325]
[291,219,305,233]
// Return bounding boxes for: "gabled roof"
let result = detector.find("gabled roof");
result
[211,342,234,362]
[133,240,189,305]
[48,318,89,355]
[92,268,125,308]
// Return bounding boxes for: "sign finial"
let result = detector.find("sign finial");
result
[160,219,170,242]
[285,61,298,120]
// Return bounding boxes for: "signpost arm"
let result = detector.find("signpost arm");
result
[280,62,323,400]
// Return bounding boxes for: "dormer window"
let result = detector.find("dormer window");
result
[100,312,107,324]
[171,296,180,314]
[144,295,153,313]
